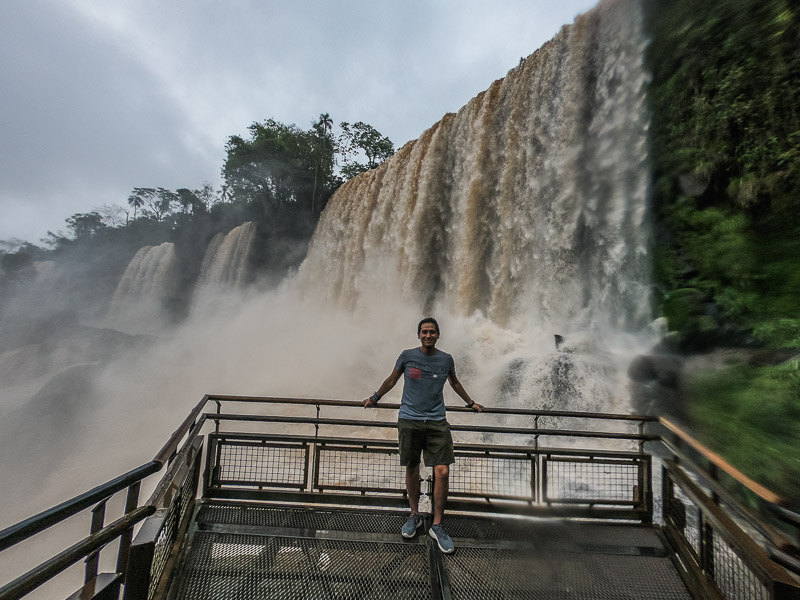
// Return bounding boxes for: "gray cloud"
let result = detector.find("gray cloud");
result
[1,0,597,243]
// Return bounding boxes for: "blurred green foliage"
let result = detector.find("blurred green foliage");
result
[645,0,800,500]
[688,360,800,503]
[646,0,800,349]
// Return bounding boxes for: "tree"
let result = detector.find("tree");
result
[66,211,107,240]
[96,203,129,227]
[176,188,200,215]
[311,113,336,216]
[194,183,217,212]
[222,117,339,232]
[127,191,145,219]
[129,187,177,221]
[338,121,394,179]
[316,112,333,134]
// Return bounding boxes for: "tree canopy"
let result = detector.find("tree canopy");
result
[338,121,395,179]
[1,112,395,302]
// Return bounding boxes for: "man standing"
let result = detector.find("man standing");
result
[363,317,484,553]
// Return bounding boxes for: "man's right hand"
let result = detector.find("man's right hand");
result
[363,397,376,408]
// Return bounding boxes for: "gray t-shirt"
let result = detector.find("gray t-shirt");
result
[394,348,456,420]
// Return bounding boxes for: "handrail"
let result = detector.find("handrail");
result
[2,394,795,600]
[665,461,798,586]
[152,394,210,464]
[0,506,155,600]
[205,412,657,441]
[0,462,160,552]
[0,401,784,553]
[147,426,205,507]
[210,431,649,457]
[0,395,208,553]
[770,505,800,531]
[660,435,798,553]
[205,394,656,421]
[659,417,785,505]
[0,395,210,600]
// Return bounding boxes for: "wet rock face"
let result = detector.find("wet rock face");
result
[628,353,686,420]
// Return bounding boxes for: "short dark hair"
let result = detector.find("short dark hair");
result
[417,317,440,335]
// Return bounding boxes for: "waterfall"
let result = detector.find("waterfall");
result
[196,222,257,290]
[105,242,178,333]
[296,0,653,411]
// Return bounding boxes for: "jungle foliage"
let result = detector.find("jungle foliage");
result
[645,0,800,502]
[646,0,800,350]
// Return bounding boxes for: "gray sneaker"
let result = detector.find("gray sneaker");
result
[401,514,424,538]
[429,523,455,554]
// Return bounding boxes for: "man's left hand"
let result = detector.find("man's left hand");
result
[470,402,484,413]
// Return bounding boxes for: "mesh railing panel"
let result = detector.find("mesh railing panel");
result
[545,458,640,504]
[316,447,404,492]
[148,454,199,600]
[450,454,533,499]
[197,503,409,534]
[208,435,649,512]
[669,481,702,558]
[174,532,432,600]
[217,441,307,488]
[712,531,771,600]
[665,471,779,600]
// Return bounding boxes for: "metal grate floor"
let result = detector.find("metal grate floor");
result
[167,502,692,600]
[446,546,691,600]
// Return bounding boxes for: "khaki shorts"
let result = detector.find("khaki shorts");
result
[398,418,455,467]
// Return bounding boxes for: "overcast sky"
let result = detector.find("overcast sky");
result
[1,0,598,244]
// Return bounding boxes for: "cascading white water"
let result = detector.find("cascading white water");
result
[105,242,178,333]
[0,0,661,545]
[296,0,653,412]
[196,222,257,289]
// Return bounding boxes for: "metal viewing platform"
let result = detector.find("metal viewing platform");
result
[1,395,799,599]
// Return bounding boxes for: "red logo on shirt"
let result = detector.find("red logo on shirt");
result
[409,368,422,379]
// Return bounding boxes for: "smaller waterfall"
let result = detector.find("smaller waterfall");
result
[197,222,257,289]
[105,243,178,333]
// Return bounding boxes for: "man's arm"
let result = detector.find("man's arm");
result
[363,369,403,408]
[448,373,484,412]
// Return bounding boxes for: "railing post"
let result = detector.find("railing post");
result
[638,421,645,453]
[84,500,107,584]
[123,512,165,600]
[644,455,654,524]
[203,435,214,495]
[708,463,721,504]
[116,482,141,577]
[542,453,550,506]
[702,517,715,580]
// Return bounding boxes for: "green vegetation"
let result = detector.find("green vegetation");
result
[688,360,800,503]
[337,121,395,179]
[645,0,800,502]
[0,113,394,322]
[646,0,800,348]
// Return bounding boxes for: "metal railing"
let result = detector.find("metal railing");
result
[201,396,656,521]
[0,396,208,600]
[2,394,799,600]
[654,418,800,599]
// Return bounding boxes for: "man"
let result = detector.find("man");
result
[363,317,484,553]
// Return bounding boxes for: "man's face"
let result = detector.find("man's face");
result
[418,323,439,348]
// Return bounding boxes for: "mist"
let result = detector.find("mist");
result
[0,4,660,591]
